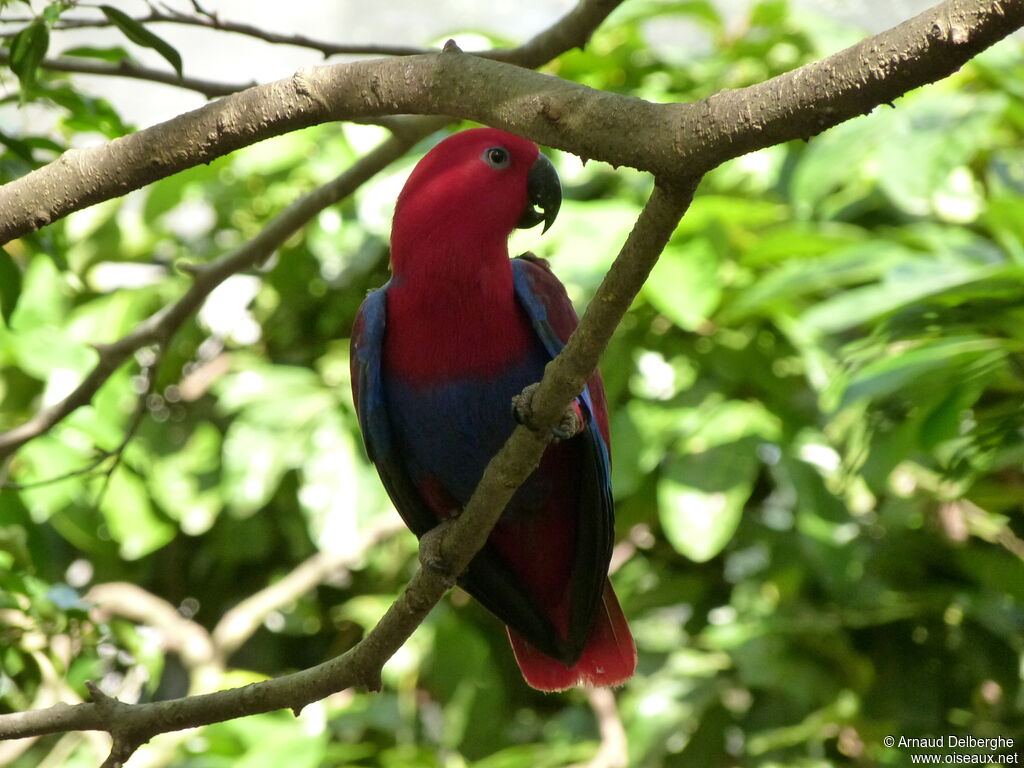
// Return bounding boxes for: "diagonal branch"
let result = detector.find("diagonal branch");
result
[0,178,696,758]
[0,121,441,464]
[0,0,1020,246]
[209,515,406,658]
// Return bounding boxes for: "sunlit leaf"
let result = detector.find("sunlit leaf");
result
[644,238,721,330]
[839,336,1009,408]
[100,468,175,559]
[659,437,761,562]
[877,93,1005,216]
[798,261,1001,333]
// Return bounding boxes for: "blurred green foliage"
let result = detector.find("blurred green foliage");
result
[2,1,1023,766]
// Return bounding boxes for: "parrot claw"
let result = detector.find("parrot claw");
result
[511,383,584,441]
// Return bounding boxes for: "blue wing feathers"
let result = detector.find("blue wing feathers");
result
[511,257,612,497]
[351,284,438,537]
[352,286,391,460]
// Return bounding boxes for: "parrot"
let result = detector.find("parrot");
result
[350,127,635,691]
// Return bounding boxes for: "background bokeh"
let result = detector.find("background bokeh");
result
[1,1,1023,766]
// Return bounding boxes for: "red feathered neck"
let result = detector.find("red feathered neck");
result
[384,248,535,382]
[384,129,541,382]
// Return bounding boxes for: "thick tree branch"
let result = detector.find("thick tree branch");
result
[0,50,253,99]
[1,0,1019,246]
[0,179,695,756]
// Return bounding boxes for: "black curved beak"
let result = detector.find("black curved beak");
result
[516,153,561,233]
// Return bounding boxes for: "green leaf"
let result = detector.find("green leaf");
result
[58,45,133,63]
[9,20,50,96]
[0,248,22,326]
[7,254,66,331]
[42,1,69,25]
[44,83,132,139]
[877,93,1004,217]
[983,196,1024,265]
[798,261,999,333]
[789,113,886,219]
[659,437,761,562]
[614,0,723,31]
[722,241,910,323]
[839,336,1008,408]
[101,468,175,559]
[99,5,182,77]
[644,238,721,330]
[750,0,788,26]
[0,131,64,166]
[150,423,223,535]
[220,420,294,516]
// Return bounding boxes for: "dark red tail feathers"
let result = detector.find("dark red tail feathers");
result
[507,579,636,692]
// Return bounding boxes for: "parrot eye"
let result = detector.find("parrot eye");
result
[482,146,510,169]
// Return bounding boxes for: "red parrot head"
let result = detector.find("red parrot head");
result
[390,127,561,273]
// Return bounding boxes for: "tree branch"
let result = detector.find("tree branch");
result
[577,688,629,768]
[0,50,253,99]
[0,178,695,756]
[13,10,433,59]
[1,0,1020,760]
[1,0,1019,246]
[210,515,405,658]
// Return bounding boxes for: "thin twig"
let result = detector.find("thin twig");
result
[210,514,406,658]
[577,688,629,768]
[0,50,253,99]
[1,10,434,59]
[1,345,160,491]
